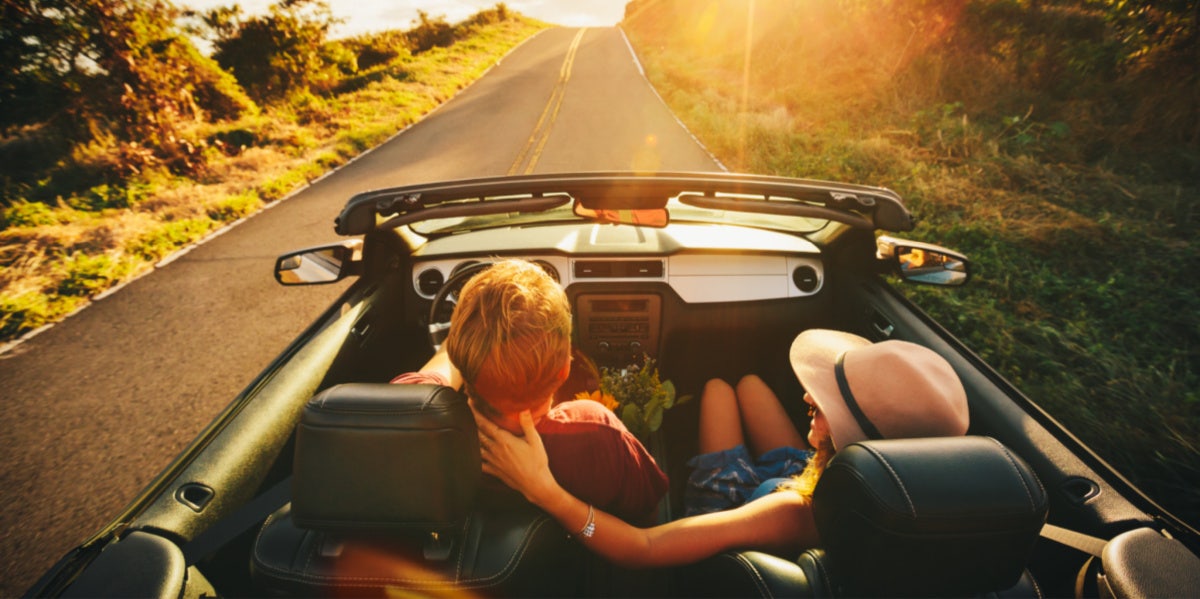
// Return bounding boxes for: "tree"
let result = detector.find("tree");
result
[0,0,81,130]
[1,0,256,176]
[207,0,342,102]
[407,10,456,53]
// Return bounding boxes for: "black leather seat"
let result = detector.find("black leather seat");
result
[251,383,585,597]
[676,436,1049,598]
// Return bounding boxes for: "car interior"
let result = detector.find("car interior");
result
[48,176,1200,598]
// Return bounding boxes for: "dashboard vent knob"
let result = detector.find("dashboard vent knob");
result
[792,265,819,292]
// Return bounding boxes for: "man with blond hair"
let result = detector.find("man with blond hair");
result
[392,259,667,524]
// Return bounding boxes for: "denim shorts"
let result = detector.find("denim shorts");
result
[684,444,813,516]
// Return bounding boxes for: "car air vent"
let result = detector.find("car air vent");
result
[792,265,819,292]
[532,260,560,283]
[575,260,664,278]
[416,268,444,296]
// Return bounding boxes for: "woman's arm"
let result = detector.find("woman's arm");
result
[473,408,819,568]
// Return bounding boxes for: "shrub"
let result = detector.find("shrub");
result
[407,11,457,53]
[126,219,214,261]
[207,128,261,156]
[0,290,82,340]
[57,253,129,297]
[3,201,60,229]
[207,192,262,222]
[208,0,341,102]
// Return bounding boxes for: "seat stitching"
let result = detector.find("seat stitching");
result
[862,444,915,517]
[303,528,317,576]
[986,437,1036,509]
[251,509,280,567]
[805,550,832,595]
[253,515,555,589]
[454,516,470,581]
[1029,570,1044,598]
[452,515,547,586]
[258,516,553,589]
[723,553,773,598]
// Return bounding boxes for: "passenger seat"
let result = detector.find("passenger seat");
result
[675,436,1049,597]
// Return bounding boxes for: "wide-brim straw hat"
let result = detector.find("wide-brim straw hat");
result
[789,330,969,450]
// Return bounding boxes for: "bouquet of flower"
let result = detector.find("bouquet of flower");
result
[577,355,691,438]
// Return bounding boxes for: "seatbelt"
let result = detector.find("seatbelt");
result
[1039,523,1109,599]
[1039,523,1108,557]
[180,476,292,566]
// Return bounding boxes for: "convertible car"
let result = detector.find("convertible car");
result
[31,172,1200,597]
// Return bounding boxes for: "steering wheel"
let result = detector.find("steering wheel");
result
[428,261,494,350]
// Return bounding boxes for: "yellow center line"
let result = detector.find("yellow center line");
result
[508,28,587,176]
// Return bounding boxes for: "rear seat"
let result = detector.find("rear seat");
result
[251,382,585,596]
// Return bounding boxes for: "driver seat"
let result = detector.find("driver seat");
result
[250,382,585,596]
[676,436,1049,597]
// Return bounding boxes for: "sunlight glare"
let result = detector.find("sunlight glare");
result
[688,3,720,47]
[631,134,662,174]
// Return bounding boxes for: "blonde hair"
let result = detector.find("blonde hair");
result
[444,259,573,414]
[777,436,835,501]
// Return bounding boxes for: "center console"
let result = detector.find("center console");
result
[575,293,661,367]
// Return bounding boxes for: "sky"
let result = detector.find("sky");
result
[180,0,629,37]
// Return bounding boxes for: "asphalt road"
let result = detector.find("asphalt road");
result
[0,27,721,595]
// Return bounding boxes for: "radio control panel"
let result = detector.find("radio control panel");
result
[576,293,660,366]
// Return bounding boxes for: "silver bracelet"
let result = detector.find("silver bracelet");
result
[577,504,596,538]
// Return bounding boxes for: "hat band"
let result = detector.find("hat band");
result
[835,352,883,441]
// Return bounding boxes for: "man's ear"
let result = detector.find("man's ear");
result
[556,358,571,382]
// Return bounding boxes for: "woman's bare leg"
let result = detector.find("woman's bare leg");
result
[736,375,809,456]
[698,378,746,455]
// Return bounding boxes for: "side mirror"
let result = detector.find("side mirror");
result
[876,235,970,286]
[275,240,363,285]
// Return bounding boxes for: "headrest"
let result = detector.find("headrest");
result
[291,383,480,533]
[813,436,1047,597]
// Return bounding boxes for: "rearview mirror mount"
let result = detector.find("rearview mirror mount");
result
[572,200,669,227]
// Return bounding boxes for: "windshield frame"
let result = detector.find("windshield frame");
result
[335,171,914,237]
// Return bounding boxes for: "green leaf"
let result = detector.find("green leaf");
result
[621,403,642,432]
[661,379,675,399]
[675,393,694,406]
[646,403,664,432]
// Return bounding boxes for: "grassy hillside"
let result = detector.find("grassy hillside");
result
[622,0,1198,527]
[0,6,550,343]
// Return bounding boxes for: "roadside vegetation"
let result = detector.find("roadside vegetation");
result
[623,0,1199,528]
[0,0,547,342]
[4,0,1195,529]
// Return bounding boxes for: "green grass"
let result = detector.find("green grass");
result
[206,191,263,222]
[0,291,84,340]
[56,252,133,296]
[126,218,217,261]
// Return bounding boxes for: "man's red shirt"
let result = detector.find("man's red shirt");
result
[391,372,668,524]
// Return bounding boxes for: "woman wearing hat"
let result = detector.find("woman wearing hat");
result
[474,330,970,567]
